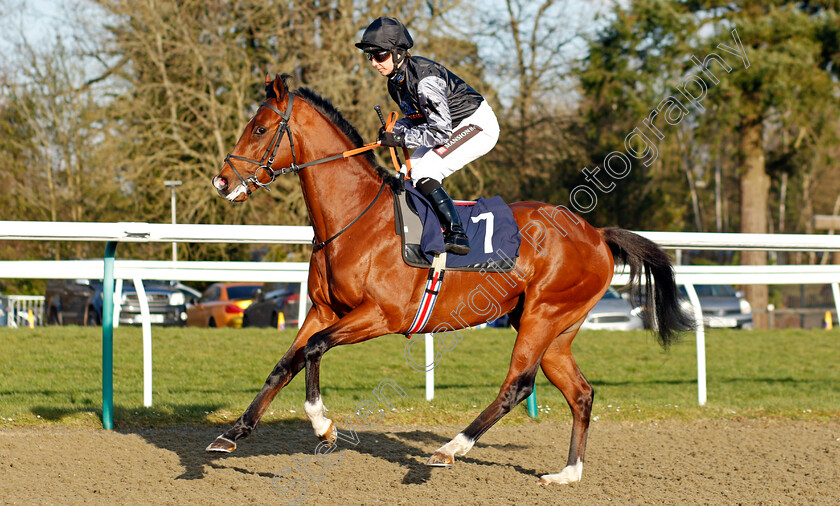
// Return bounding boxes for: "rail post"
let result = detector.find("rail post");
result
[102,241,118,430]
[683,283,707,406]
[526,387,538,418]
[425,333,434,401]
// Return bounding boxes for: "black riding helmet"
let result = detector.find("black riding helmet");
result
[355,17,413,67]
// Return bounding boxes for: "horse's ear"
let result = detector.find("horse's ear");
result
[266,74,287,101]
[265,73,277,99]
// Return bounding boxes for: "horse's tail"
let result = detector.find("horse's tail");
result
[601,227,694,348]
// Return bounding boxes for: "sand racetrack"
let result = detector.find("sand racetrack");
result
[2,419,838,504]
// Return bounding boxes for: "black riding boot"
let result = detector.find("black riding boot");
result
[422,185,471,255]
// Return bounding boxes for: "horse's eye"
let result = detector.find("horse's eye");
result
[254,126,267,135]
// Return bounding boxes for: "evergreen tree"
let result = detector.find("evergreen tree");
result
[577,0,840,327]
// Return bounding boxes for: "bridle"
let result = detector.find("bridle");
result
[222,92,387,249]
[223,93,298,195]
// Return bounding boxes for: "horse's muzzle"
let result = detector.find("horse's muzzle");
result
[213,175,228,192]
[212,174,249,202]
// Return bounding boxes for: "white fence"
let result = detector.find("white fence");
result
[639,265,840,405]
[0,221,314,244]
[0,259,311,328]
[1,221,839,420]
[0,258,310,414]
[0,295,45,328]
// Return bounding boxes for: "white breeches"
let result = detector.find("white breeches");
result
[407,100,500,183]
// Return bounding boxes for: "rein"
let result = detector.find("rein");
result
[223,92,389,249]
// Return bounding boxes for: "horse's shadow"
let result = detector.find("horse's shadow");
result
[128,419,537,485]
[379,428,538,484]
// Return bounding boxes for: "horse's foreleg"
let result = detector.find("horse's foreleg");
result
[537,320,593,485]
[206,310,336,453]
[206,353,303,452]
[302,331,334,443]
[302,304,389,442]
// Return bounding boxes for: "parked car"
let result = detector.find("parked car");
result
[242,282,298,328]
[171,282,201,306]
[488,287,645,331]
[45,279,104,326]
[580,286,645,331]
[186,282,262,328]
[278,292,312,327]
[0,291,6,327]
[678,284,753,329]
[626,283,753,330]
[117,281,197,326]
[488,314,510,328]
[45,279,196,326]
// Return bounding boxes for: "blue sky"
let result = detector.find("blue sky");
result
[0,0,75,51]
[1,0,615,105]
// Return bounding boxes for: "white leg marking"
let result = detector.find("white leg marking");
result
[539,458,584,485]
[303,397,333,437]
[436,433,475,457]
[226,183,249,201]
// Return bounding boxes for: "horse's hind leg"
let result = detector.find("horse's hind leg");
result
[427,315,562,466]
[537,318,593,485]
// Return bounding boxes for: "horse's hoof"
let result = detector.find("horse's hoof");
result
[426,451,454,467]
[318,422,337,445]
[539,475,575,485]
[538,465,582,485]
[205,436,236,453]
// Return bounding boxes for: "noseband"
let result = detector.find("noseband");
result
[223,93,298,196]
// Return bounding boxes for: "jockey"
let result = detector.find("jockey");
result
[356,17,500,256]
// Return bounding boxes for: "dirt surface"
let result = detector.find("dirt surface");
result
[2,419,838,505]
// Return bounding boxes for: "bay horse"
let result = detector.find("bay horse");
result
[208,74,692,485]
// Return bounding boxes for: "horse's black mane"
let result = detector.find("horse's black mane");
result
[294,88,367,152]
[293,85,399,189]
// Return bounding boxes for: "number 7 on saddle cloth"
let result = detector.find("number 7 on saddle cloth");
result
[403,183,521,270]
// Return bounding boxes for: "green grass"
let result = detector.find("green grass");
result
[0,326,837,429]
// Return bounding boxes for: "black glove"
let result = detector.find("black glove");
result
[378,127,404,147]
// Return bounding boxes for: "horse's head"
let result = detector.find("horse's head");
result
[212,74,295,203]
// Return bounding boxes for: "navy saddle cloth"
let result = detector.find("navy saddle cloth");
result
[394,183,521,272]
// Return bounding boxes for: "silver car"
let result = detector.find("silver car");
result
[679,284,754,329]
[581,287,645,331]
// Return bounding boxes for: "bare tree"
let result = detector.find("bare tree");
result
[0,28,123,261]
[469,0,608,201]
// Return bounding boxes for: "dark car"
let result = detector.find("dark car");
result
[243,282,310,328]
[242,282,297,328]
[45,279,196,326]
[45,279,104,326]
[488,314,510,328]
[279,292,311,327]
[0,290,7,327]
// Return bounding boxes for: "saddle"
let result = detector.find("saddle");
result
[392,183,520,272]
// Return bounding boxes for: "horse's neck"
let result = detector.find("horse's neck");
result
[295,122,385,244]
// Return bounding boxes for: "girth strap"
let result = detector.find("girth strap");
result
[406,252,447,335]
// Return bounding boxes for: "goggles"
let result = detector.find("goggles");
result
[365,49,392,63]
